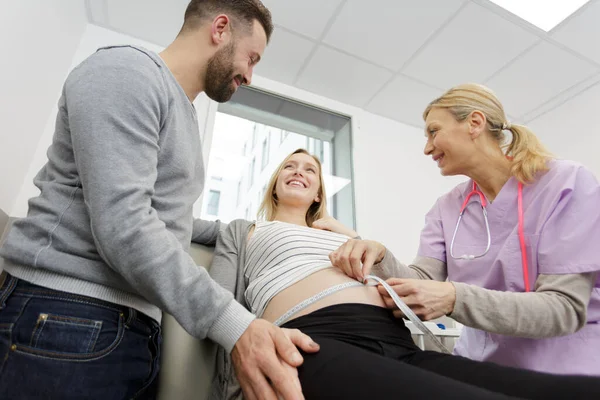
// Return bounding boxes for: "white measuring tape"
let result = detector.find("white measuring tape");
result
[273,281,363,326]
[274,276,451,354]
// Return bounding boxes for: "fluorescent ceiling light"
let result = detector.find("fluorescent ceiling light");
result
[488,0,590,31]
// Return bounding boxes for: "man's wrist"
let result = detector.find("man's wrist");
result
[207,300,256,353]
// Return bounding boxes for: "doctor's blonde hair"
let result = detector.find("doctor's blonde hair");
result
[257,148,328,226]
[423,83,553,183]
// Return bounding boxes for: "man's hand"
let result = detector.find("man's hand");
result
[231,319,320,400]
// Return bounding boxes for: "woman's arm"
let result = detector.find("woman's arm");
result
[209,221,247,296]
[191,218,224,246]
[329,239,448,282]
[373,249,447,281]
[312,216,359,238]
[451,272,597,338]
[379,272,597,336]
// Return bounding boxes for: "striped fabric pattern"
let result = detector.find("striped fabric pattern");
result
[244,221,351,317]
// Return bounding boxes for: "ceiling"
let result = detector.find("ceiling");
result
[87,0,600,130]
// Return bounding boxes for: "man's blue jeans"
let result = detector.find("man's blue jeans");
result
[0,272,161,399]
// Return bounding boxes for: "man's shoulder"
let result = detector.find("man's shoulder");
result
[64,45,168,103]
[95,45,162,67]
[71,45,164,82]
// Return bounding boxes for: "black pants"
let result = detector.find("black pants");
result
[282,304,600,400]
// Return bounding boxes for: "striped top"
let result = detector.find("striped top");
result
[244,220,352,317]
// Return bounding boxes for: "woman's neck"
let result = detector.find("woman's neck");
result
[273,205,309,226]
[469,154,513,202]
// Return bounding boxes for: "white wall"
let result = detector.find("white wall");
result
[12,24,216,217]
[0,0,87,214]
[528,80,600,178]
[353,112,465,263]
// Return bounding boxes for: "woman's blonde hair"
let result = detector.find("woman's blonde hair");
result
[423,83,552,183]
[257,148,327,226]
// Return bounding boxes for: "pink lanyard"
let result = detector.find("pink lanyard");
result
[516,182,530,292]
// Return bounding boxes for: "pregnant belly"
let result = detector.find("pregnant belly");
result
[261,267,386,323]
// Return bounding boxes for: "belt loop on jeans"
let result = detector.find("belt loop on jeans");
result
[0,271,17,310]
[0,270,7,288]
[125,307,137,327]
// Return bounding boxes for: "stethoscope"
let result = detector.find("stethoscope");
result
[449,181,531,292]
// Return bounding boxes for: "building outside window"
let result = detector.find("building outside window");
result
[261,138,269,170]
[249,157,256,188]
[206,190,221,216]
[236,180,242,206]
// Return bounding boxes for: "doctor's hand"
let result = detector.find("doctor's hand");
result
[312,215,358,238]
[231,319,320,400]
[378,278,456,321]
[329,239,386,282]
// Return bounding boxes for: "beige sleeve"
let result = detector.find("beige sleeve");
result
[372,250,596,338]
[371,249,447,281]
[451,272,598,338]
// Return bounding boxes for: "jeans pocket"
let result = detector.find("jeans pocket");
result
[12,298,125,361]
[29,313,103,353]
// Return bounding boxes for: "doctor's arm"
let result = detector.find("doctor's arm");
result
[329,239,447,282]
[374,248,447,281]
[450,272,597,338]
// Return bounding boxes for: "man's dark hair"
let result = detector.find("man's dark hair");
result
[181,0,273,42]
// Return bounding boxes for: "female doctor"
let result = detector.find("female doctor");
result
[330,83,600,375]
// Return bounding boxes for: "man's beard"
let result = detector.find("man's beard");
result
[205,41,242,103]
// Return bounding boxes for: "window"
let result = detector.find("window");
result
[197,86,355,229]
[261,184,267,202]
[249,157,256,188]
[207,190,221,216]
[261,138,269,170]
[251,124,258,149]
[315,140,324,161]
[236,180,242,206]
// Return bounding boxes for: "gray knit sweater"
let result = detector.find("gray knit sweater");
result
[0,46,254,352]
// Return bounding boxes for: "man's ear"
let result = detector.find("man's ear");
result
[210,14,232,45]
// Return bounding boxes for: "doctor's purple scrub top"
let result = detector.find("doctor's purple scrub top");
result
[418,159,600,375]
